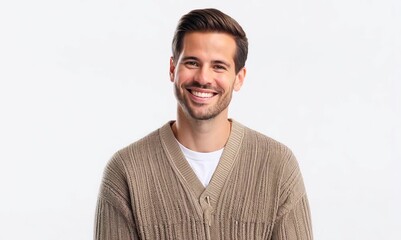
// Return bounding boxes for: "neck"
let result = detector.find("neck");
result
[172,109,231,153]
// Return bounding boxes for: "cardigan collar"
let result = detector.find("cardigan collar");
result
[159,119,245,206]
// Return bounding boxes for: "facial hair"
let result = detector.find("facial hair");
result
[174,81,234,121]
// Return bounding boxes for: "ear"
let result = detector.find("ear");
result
[234,67,246,91]
[169,57,175,82]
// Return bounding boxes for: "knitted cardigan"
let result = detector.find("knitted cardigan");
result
[94,120,313,239]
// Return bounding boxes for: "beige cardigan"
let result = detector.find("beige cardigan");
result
[95,120,313,239]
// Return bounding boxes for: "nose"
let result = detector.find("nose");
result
[194,66,212,86]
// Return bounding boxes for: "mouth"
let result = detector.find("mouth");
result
[187,88,218,99]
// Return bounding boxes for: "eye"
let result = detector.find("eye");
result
[184,61,199,68]
[213,64,227,72]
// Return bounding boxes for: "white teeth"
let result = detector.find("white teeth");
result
[191,91,214,98]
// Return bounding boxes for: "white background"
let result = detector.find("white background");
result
[1,0,400,239]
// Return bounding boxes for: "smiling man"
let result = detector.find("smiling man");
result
[95,8,313,240]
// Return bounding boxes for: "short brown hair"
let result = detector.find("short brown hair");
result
[172,8,248,73]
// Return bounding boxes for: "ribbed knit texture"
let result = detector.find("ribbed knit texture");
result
[95,120,313,240]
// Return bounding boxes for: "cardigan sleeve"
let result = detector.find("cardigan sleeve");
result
[272,195,313,239]
[94,153,140,240]
[272,152,313,240]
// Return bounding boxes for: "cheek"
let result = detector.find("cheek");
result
[214,78,225,87]
[215,74,234,90]
[175,69,193,83]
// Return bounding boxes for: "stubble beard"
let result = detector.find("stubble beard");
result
[174,83,233,121]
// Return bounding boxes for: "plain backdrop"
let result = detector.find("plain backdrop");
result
[0,0,400,239]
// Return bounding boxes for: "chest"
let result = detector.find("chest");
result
[127,156,280,239]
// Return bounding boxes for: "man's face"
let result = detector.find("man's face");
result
[170,32,245,121]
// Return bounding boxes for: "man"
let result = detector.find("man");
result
[95,8,313,240]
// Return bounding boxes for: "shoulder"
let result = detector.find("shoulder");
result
[116,128,161,163]
[236,121,295,160]
[99,124,169,199]
[235,121,306,206]
[117,121,175,157]
[234,120,301,178]
[104,122,169,175]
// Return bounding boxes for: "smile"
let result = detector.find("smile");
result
[186,87,219,99]
[190,90,215,98]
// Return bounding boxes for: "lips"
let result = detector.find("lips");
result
[186,85,219,99]
[190,90,214,98]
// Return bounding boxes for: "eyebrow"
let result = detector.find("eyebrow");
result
[181,56,231,68]
[181,56,199,62]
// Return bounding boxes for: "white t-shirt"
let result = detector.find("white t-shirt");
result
[177,141,223,187]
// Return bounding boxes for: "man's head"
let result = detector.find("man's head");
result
[172,8,248,74]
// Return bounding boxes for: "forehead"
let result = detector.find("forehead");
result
[181,32,236,61]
